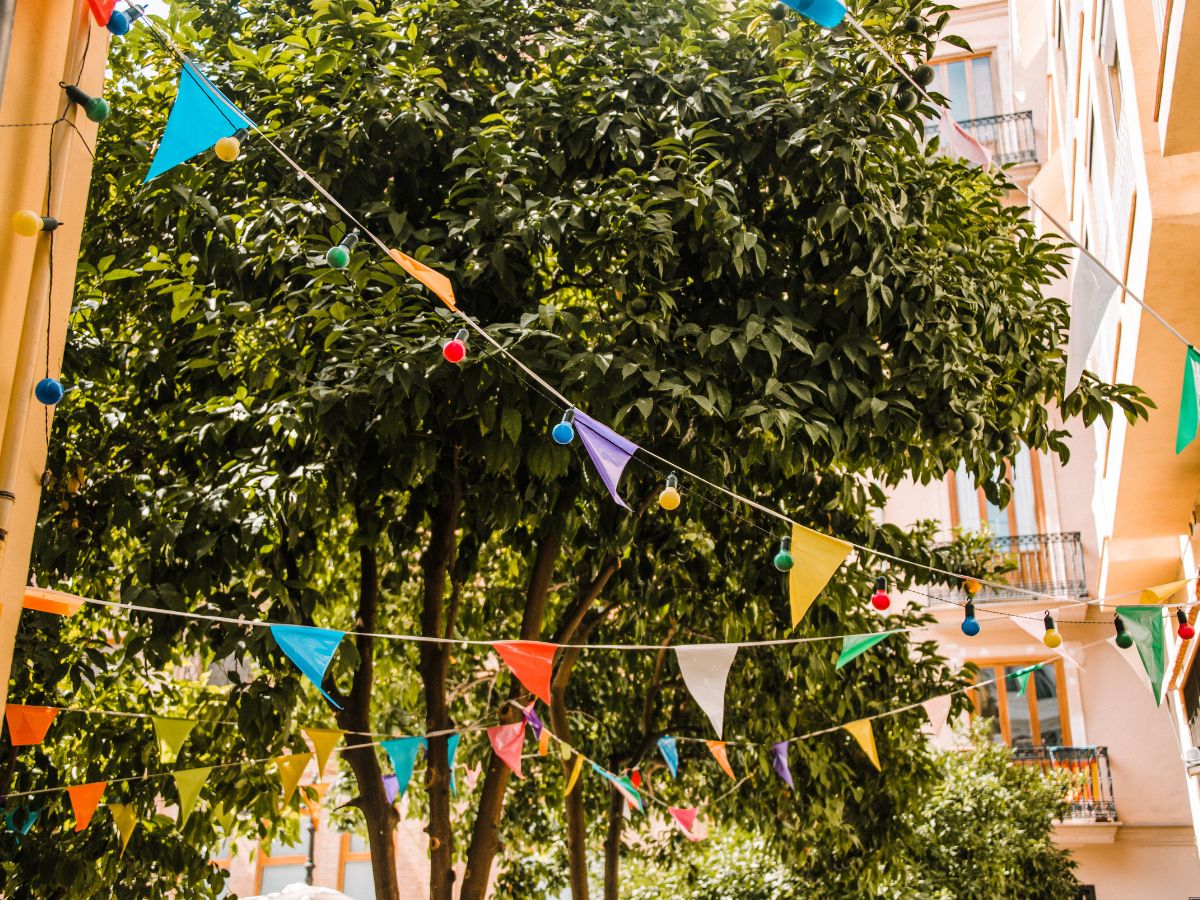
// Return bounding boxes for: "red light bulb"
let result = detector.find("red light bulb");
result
[870,576,890,611]
[1178,609,1194,640]
[443,328,468,364]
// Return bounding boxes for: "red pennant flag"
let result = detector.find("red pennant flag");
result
[669,806,705,841]
[488,721,526,779]
[493,641,557,705]
[630,768,642,789]
[706,740,735,779]
[5,704,59,746]
[85,0,117,25]
[68,782,107,832]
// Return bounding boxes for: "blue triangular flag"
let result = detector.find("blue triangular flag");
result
[447,733,461,796]
[777,0,847,28]
[657,735,679,778]
[270,624,345,708]
[382,737,427,798]
[145,60,253,181]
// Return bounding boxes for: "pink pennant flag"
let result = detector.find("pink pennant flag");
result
[936,107,993,171]
[669,806,706,841]
[488,721,526,779]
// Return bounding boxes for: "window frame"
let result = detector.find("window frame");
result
[255,818,313,894]
[970,657,1073,747]
[928,51,999,122]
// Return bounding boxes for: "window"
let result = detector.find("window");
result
[340,833,376,900]
[1107,47,1123,122]
[257,818,312,894]
[948,447,1043,538]
[930,53,997,122]
[1182,649,1200,748]
[972,659,1071,748]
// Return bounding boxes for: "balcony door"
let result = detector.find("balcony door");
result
[949,447,1043,538]
[971,659,1072,748]
[931,53,997,123]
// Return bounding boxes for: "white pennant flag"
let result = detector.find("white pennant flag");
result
[1065,252,1120,395]
[675,644,738,739]
[920,694,953,741]
[1010,615,1085,670]
[936,106,993,171]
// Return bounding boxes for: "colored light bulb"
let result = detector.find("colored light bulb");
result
[106,10,131,34]
[214,134,242,162]
[551,411,575,445]
[773,537,793,572]
[659,473,681,510]
[1042,611,1061,649]
[1114,615,1134,649]
[964,578,982,595]
[870,575,891,611]
[442,328,468,364]
[34,378,63,405]
[326,229,359,269]
[1178,609,1195,640]
[961,601,980,637]
[12,210,58,237]
[65,85,111,123]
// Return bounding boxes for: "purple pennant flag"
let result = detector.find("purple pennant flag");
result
[573,410,639,510]
[771,741,794,790]
[383,774,400,804]
[523,704,543,740]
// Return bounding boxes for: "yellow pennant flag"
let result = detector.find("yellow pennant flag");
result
[173,767,212,827]
[705,740,736,780]
[788,524,852,628]
[303,727,343,781]
[1140,581,1188,603]
[388,249,457,310]
[843,718,881,771]
[274,752,314,806]
[558,740,572,762]
[108,803,138,856]
[564,754,584,796]
[537,730,551,756]
[152,717,198,765]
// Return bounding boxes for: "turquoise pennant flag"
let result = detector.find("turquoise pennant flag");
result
[270,624,345,708]
[1007,663,1045,695]
[1176,347,1200,453]
[447,733,461,796]
[777,0,847,28]
[146,60,253,181]
[1116,607,1167,704]
[836,632,896,670]
[657,735,679,778]
[382,737,427,798]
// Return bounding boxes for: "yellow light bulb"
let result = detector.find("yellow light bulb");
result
[1043,629,1062,649]
[659,486,680,510]
[12,209,42,236]
[214,135,241,162]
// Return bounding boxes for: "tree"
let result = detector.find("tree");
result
[7,0,1147,898]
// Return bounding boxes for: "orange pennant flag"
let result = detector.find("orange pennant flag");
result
[303,781,331,827]
[22,587,84,617]
[537,729,551,757]
[388,249,457,310]
[5,704,58,746]
[705,740,735,780]
[68,781,106,832]
[493,641,557,705]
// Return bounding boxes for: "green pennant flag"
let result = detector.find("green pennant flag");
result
[152,717,198,765]
[1176,347,1200,453]
[1008,663,1044,695]
[1116,606,1166,704]
[172,767,212,827]
[836,632,895,670]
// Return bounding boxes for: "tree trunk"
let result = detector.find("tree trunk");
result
[420,455,463,900]
[550,643,591,900]
[602,773,624,900]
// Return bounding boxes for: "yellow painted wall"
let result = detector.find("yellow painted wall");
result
[0,1,106,718]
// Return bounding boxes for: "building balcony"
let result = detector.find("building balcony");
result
[1012,745,1117,823]
[925,532,1088,604]
[926,110,1038,166]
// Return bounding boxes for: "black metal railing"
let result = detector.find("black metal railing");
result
[1011,746,1117,822]
[926,532,1088,603]
[926,110,1038,165]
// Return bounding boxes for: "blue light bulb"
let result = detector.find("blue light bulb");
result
[961,616,980,637]
[552,411,575,445]
[107,11,131,35]
[34,378,63,405]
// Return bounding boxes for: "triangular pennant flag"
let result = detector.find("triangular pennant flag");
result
[303,781,330,827]
[381,737,427,798]
[564,753,584,796]
[675,644,738,738]
[558,741,573,762]
[488,721,526,779]
[86,0,117,26]
[935,106,994,171]
[921,695,953,740]
[493,642,557,705]
[388,249,457,310]
[770,741,793,789]
[1115,606,1167,704]
[776,0,847,28]
[522,703,544,739]
[382,773,400,804]
[1064,253,1120,395]
[303,727,343,781]
[788,524,852,627]
[1008,663,1045,695]
[537,729,551,756]
[447,733,461,796]
[68,782,106,833]
[5,704,58,746]
[668,806,704,841]
[1010,615,1084,669]
[4,806,38,838]
[269,624,344,708]
[595,769,644,812]
[152,717,198,765]
[843,719,881,771]
[108,803,137,856]
[630,768,642,789]
[274,752,314,806]
[1178,347,1200,454]
[572,411,640,509]
[1140,581,1188,603]
[657,736,679,778]
[145,61,254,181]
[172,767,211,827]
[705,740,736,780]
[836,632,895,670]
[22,586,84,616]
